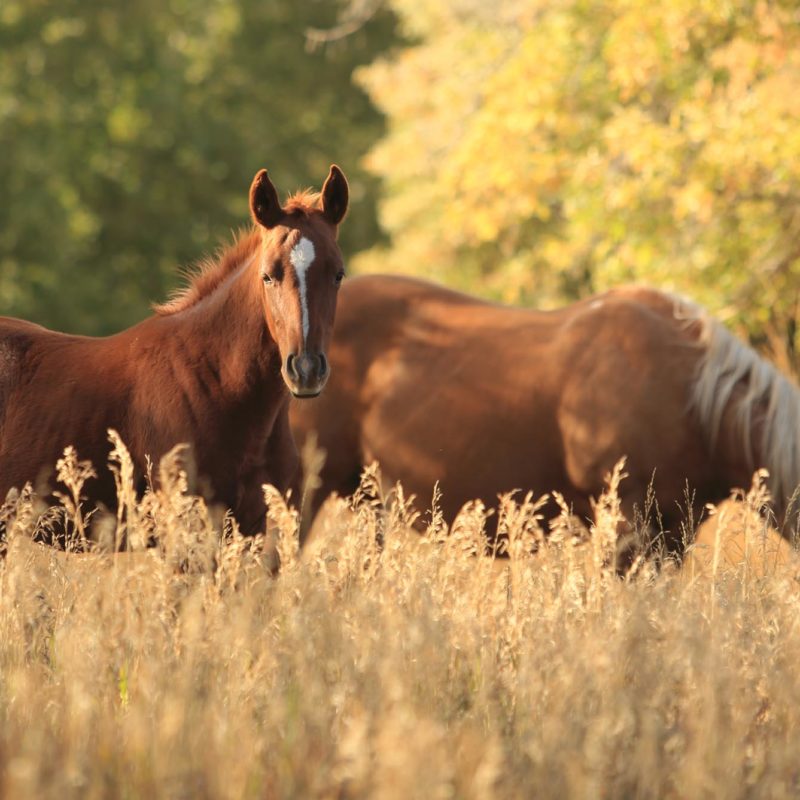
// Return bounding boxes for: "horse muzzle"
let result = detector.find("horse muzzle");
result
[284,351,329,398]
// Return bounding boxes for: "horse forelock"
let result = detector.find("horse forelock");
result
[687,299,800,513]
[284,189,321,215]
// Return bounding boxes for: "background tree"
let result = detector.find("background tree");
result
[0,0,397,334]
[356,0,800,369]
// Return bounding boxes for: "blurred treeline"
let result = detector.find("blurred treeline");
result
[0,0,397,334]
[355,0,800,371]
[4,0,800,371]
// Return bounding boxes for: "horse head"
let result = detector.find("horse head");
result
[249,165,349,398]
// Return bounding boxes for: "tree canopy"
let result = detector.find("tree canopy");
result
[356,0,800,367]
[0,0,396,334]
[5,0,799,365]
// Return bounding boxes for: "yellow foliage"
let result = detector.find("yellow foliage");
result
[357,0,800,364]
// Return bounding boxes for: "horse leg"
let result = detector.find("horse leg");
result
[557,468,676,571]
[293,411,364,547]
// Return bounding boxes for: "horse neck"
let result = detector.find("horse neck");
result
[165,253,284,408]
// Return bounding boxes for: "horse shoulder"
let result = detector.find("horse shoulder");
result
[554,290,707,494]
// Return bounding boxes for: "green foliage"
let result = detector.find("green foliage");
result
[357,0,800,367]
[0,0,397,334]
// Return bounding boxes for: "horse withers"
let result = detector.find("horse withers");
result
[0,165,349,540]
[291,275,800,555]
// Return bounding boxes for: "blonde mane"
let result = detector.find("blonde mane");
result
[687,300,800,515]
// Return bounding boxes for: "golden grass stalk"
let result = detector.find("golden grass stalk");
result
[0,442,797,797]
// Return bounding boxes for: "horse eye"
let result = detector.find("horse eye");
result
[335,270,345,286]
[262,273,273,285]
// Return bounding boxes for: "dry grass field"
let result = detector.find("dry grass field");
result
[1,445,800,799]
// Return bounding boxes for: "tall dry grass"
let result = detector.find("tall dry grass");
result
[0,439,799,799]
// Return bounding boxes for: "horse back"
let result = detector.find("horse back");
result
[0,317,127,505]
[0,317,44,434]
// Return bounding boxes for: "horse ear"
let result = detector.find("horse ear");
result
[249,169,283,229]
[321,165,349,226]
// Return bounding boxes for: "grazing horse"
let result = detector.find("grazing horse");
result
[291,275,800,553]
[0,165,349,536]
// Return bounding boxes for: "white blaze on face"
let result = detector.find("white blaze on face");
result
[289,236,316,343]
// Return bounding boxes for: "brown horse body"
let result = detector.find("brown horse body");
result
[0,166,349,535]
[291,275,800,550]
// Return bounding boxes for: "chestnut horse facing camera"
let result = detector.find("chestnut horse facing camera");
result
[0,165,349,536]
[291,275,800,553]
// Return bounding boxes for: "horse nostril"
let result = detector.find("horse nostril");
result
[286,352,328,390]
[285,353,298,380]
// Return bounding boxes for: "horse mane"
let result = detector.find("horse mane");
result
[154,229,260,315]
[687,300,800,514]
[154,191,322,316]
